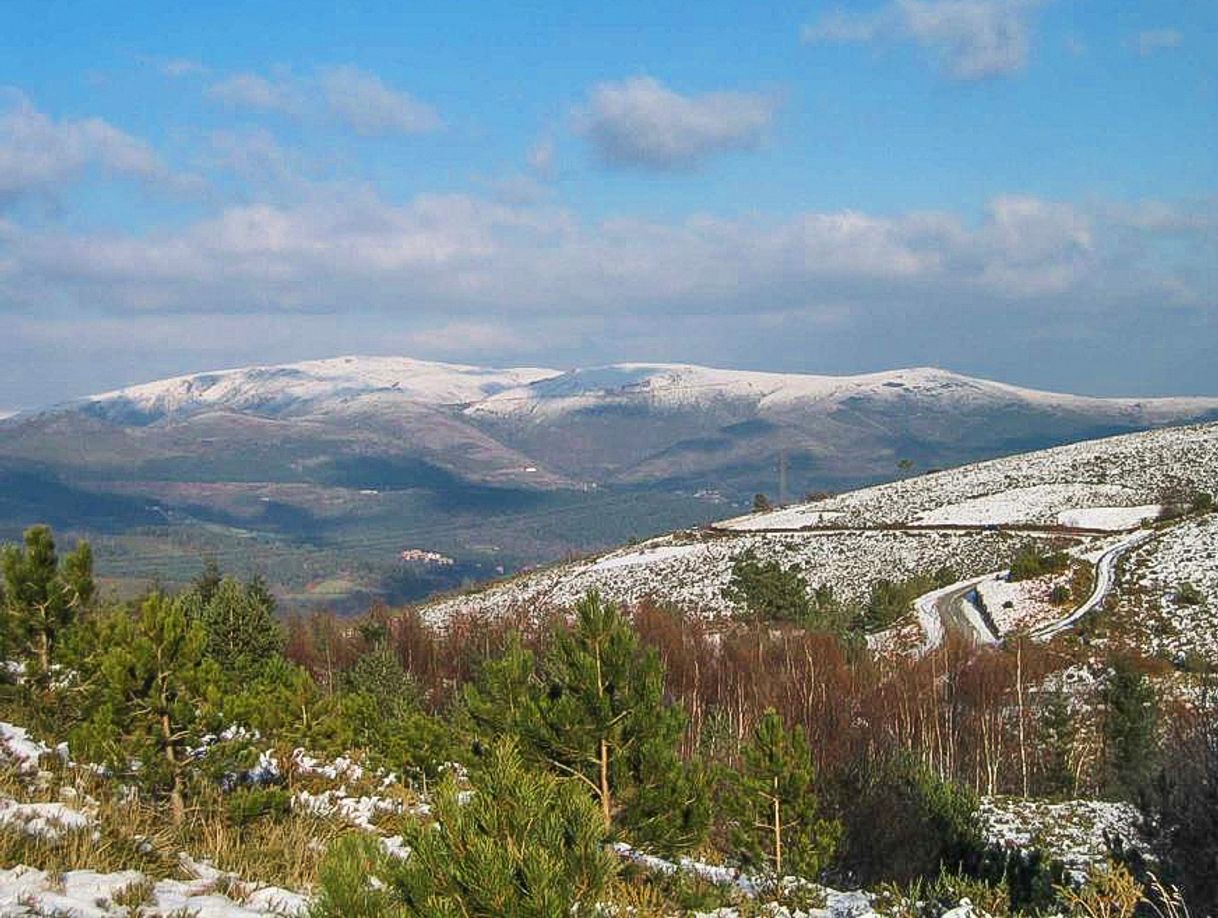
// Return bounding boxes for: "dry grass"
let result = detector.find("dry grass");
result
[0,759,368,895]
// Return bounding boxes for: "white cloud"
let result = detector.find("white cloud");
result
[1133,28,1182,57]
[804,0,1044,81]
[158,57,207,78]
[1,192,1213,402]
[527,138,555,177]
[576,77,778,170]
[0,90,175,203]
[3,188,1208,322]
[206,67,441,136]
[207,73,296,112]
[318,66,441,136]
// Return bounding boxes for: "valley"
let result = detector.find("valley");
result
[3,357,1215,612]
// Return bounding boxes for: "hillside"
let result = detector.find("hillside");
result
[421,421,1218,663]
[2,356,1216,610]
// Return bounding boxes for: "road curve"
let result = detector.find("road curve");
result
[913,574,1000,653]
[1030,529,1155,641]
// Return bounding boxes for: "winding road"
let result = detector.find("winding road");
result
[909,528,1156,651]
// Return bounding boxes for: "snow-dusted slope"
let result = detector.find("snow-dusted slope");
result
[737,422,1218,529]
[419,422,1218,629]
[77,356,562,422]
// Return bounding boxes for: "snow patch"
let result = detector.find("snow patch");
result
[1057,505,1160,530]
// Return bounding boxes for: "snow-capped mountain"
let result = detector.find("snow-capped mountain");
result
[467,363,1218,423]
[3,355,1217,611]
[73,356,562,425]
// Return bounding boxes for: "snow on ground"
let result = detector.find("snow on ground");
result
[424,529,1047,625]
[1112,513,1218,665]
[80,355,561,418]
[0,799,92,840]
[915,484,1149,528]
[715,508,845,532]
[978,797,1151,882]
[0,723,52,774]
[0,863,308,917]
[589,543,701,571]
[975,572,1069,636]
[749,423,1218,529]
[614,843,878,917]
[1057,505,1160,530]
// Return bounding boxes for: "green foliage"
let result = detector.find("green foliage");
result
[179,575,284,676]
[1191,491,1214,514]
[0,525,94,673]
[724,550,854,633]
[226,787,293,827]
[310,834,406,918]
[461,633,536,735]
[534,592,706,851]
[1101,657,1160,803]
[859,568,956,633]
[834,753,982,886]
[1049,584,1072,605]
[1009,546,1069,582]
[752,493,773,513]
[384,739,616,916]
[461,592,709,853]
[724,550,812,624]
[71,593,222,819]
[727,710,841,879]
[1039,691,1078,799]
[1174,582,1204,607]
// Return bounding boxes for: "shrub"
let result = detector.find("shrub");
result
[1009,547,1070,582]
[310,834,405,918]
[225,787,293,827]
[723,551,812,624]
[1050,584,1072,605]
[858,570,954,632]
[1055,861,1143,918]
[832,753,982,886]
[384,739,616,915]
[1174,582,1204,607]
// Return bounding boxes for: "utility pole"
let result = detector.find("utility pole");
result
[777,450,788,506]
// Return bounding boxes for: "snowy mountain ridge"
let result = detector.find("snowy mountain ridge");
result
[18,356,1218,424]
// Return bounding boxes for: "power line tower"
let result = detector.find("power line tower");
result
[778,450,788,506]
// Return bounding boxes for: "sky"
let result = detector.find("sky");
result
[0,0,1215,410]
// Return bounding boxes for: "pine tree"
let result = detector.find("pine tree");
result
[1039,690,1078,798]
[460,633,538,741]
[181,575,284,675]
[728,710,841,879]
[1,525,94,675]
[461,594,709,852]
[1102,656,1160,802]
[384,739,616,916]
[74,593,221,822]
[532,593,695,836]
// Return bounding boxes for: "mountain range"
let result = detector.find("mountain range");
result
[3,355,1216,609]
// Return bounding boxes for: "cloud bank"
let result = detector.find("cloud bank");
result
[207,66,442,136]
[804,0,1045,80]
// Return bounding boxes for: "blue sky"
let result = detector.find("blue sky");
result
[0,0,1215,408]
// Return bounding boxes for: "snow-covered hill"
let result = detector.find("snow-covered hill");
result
[420,422,1218,662]
[14,357,1215,433]
[466,363,1218,423]
[74,356,562,424]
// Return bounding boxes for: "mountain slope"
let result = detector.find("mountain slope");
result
[2,356,1216,611]
[420,421,1218,663]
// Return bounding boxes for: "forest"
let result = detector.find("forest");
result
[0,524,1215,915]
